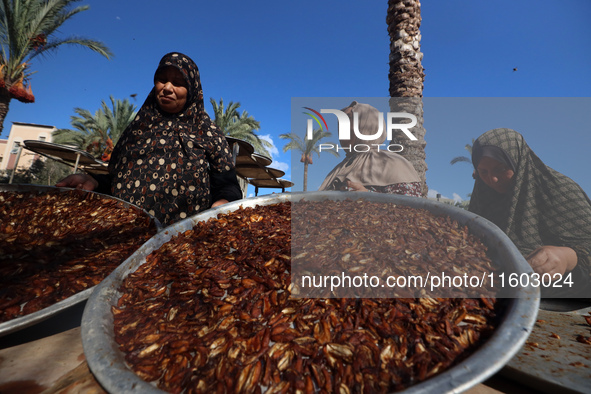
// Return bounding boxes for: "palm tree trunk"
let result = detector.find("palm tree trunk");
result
[303,162,308,192]
[387,0,428,196]
[0,89,12,136]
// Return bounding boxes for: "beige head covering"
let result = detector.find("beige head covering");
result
[319,101,419,191]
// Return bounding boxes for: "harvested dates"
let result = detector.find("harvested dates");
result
[291,199,497,298]
[0,188,158,323]
[113,200,502,393]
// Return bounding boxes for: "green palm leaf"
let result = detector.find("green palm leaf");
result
[450,138,475,166]
[53,96,136,159]
[210,97,272,157]
[279,128,338,191]
[0,0,112,133]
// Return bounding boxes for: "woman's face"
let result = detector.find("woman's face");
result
[476,156,515,194]
[154,66,189,114]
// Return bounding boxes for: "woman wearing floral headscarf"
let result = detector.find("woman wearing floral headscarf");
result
[318,101,421,196]
[469,128,591,297]
[58,52,242,225]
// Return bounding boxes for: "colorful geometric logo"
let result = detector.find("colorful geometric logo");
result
[302,107,329,132]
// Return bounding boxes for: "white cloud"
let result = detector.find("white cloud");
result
[259,134,289,175]
[428,189,464,202]
[272,161,290,173]
[260,134,279,158]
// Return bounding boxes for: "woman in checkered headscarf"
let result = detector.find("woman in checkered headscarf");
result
[469,128,591,297]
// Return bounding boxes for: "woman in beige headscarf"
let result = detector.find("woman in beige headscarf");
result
[318,101,421,196]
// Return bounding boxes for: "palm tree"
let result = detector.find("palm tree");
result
[53,106,107,152]
[210,98,272,157]
[450,139,475,165]
[280,128,338,192]
[0,0,113,134]
[53,96,136,161]
[387,0,427,196]
[99,96,137,144]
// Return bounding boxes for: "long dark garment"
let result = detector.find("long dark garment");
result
[100,52,241,226]
[469,128,591,297]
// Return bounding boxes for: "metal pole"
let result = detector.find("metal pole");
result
[8,144,23,184]
[232,142,239,165]
[73,153,81,174]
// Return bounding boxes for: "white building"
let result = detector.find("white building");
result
[0,122,56,171]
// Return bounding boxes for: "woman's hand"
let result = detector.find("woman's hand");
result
[211,199,229,208]
[526,245,578,276]
[56,174,98,191]
[345,180,368,192]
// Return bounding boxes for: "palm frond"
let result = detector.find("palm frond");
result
[279,132,305,153]
[210,97,270,156]
[0,0,111,87]
[450,139,476,165]
[450,156,471,165]
[53,97,136,158]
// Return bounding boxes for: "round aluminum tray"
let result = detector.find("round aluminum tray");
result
[0,184,162,337]
[81,191,540,394]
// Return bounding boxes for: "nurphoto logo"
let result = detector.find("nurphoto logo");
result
[303,107,418,153]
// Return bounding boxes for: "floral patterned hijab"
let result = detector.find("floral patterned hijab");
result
[108,52,235,225]
[469,128,591,296]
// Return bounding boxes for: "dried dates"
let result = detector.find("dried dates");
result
[113,200,502,393]
[0,189,158,323]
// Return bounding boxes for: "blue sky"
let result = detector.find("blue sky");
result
[2,0,590,199]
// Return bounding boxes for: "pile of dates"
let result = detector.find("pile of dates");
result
[114,200,502,393]
[0,189,158,322]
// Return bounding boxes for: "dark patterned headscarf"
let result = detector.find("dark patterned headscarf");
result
[108,52,235,225]
[469,128,591,296]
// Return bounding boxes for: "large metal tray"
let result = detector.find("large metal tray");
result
[0,184,162,337]
[81,191,540,394]
[502,304,591,393]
